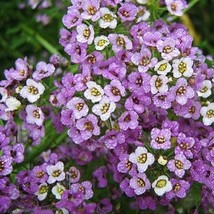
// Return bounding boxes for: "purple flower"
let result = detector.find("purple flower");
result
[151,128,172,150]
[26,105,45,126]
[153,92,175,109]
[108,34,133,53]
[170,78,195,105]
[104,79,126,102]
[76,114,100,140]
[175,133,195,159]
[0,155,13,176]
[68,126,84,144]
[0,196,11,214]
[143,31,162,47]
[118,111,139,130]
[32,61,55,81]
[96,198,113,214]
[59,28,76,48]
[70,181,93,200]
[67,166,81,183]
[32,164,48,183]
[62,8,82,29]
[117,154,134,174]
[166,179,190,199]
[137,196,156,211]
[11,57,28,81]
[118,3,138,22]
[2,143,24,163]
[99,130,125,149]
[167,154,191,178]
[130,173,151,195]
[131,48,158,73]
[120,178,135,197]
[93,166,108,188]
[127,72,151,93]
[125,92,151,114]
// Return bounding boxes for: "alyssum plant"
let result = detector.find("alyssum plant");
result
[0,0,214,213]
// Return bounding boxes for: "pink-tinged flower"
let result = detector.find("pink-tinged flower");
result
[67,166,81,183]
[26,105,45,126]
[104,79,126,102]
[108,34,133,53]
[32,61,55,81]
[76,114,100,140]
[0,155,13,176]
[99,130,125,149]
[167,154,191,178]
[20,78,45,103]
[117,3,138,22]
[200,103,214,126]
[68,126,84,144]
[81,0,100,21]
[66,97,89,119]
[84,81,104,103]
[92,96,116,121]
[35,182,48,201]
[99,7,117,29]
[151,128,171,150]
[143,31,162,47]
[70,181,93,200]
[165,0,187,16]
[166,179,190,199]
[129,147,155,173]
[131,48,158,73]
[2,143,24,163]
[130,173,151,195]
[170,78,195,105]
[172,57,193,78]
[152,175,172,196]
[32,164,48,183]
[62,8,82,28]
[118,111,139,130]
[11,57,29,81]
[150,75,169,94]
[175,133,195,159]
[156,37,180,60]
[76,24,94,45]
[59,28,76,48]
[47,161,65,184]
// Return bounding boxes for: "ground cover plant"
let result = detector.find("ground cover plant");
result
[0,0,214,213]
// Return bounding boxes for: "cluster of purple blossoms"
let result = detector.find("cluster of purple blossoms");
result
[1,0,214,213]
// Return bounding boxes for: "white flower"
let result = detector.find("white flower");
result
[137,7,150,22]
[76,24,94,45]
[35,182,48,201]
[150,75,169,94]
[129,147,155,173]
[92,96,116,121]
[154,60,172,75]
[152,175,172,196]
[26,104,45,126]
[172,57,193,78]
[47,161,65,184]
[52,183,66,199]
[200,103,214,126]
[20,78,45,103]
[0,87,8,103]
[5,97,21,112]
[94,35,110,50]
[99,7,117,29]
[137,0,148,4]
[197,80,212,98]
[55,209,69,214]
[158,155,168,166]
[84,81,104,103]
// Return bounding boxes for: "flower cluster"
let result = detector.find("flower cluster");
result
[0,0,214,213]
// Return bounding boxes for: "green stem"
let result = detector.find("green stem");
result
[20,24,62,56]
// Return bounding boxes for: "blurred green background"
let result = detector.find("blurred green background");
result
[0,0,213,79]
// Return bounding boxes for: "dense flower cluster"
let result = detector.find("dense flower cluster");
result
[0,0,214,213]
